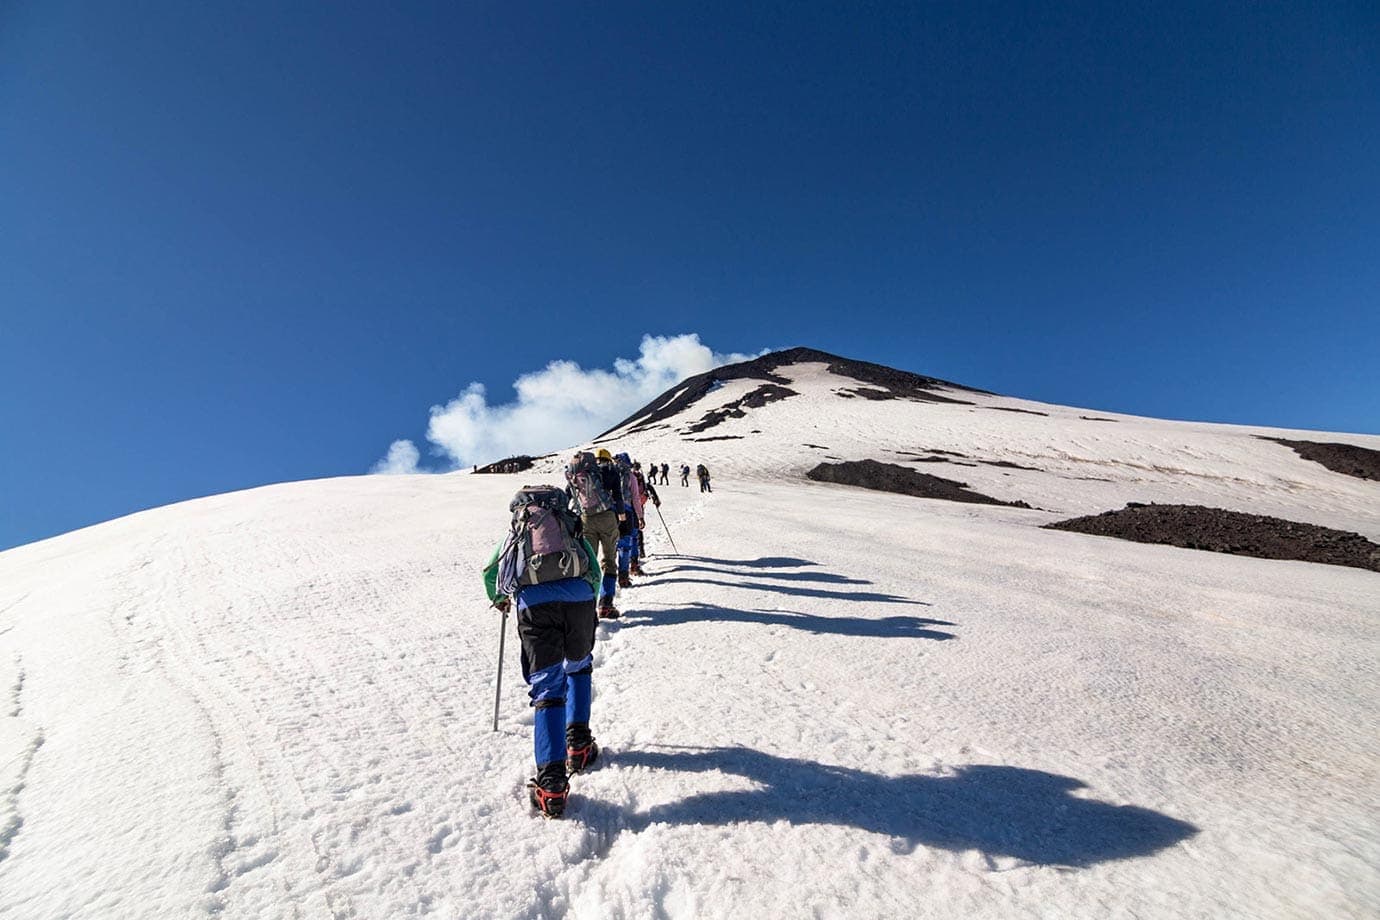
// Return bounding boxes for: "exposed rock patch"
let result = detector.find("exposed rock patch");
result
[836,386,972,406]
[888,449,1042,473]
[983,460,1042,471]
[1081,416,1118,422]
[988,406,1049,417]
[475,455,541,474]
[910,456,977,466]
[684,384,799,433]
[1259,437,1380,482]
[689,435,746,442]
[1045,503,1380,573]
[807,460,1031,509]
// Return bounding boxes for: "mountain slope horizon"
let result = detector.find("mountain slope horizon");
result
[0,347,1376,919]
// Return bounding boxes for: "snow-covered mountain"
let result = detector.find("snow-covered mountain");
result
[1,349,1376,919]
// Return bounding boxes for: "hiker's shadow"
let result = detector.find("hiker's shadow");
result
[650,555,929,605]
[668,555,817,568]
[602,746,1198,867]
[619,602,955,641]
[660,563,872,586]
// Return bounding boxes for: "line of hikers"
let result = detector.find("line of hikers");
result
[481,449,713,817]
[640,461,712,491]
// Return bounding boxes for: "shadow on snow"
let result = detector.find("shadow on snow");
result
[638,576,929,606]
[617,601,955,641]
[646,554,928,604]
[657,563,874,586]
[584,746,1198,868]
[657,555,818,568]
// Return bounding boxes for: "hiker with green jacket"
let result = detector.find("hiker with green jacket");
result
[482,486,603,818]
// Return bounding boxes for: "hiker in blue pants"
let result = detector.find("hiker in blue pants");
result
[482,486,603,818]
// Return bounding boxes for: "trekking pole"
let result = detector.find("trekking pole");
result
[654,504,680,555]
[492,601,508,732]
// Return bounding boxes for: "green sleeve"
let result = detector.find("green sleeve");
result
[481,541,504,603]
[582,538,599,593]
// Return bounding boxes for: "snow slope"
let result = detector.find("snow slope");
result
[1,355,1376,919]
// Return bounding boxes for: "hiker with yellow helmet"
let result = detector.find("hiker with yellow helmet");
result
[564,448,628,618]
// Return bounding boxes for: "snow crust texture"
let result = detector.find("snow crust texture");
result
[1,357,1377,919]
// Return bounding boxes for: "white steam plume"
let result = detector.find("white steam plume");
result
[371,439,421,475]
[373,334,763,473]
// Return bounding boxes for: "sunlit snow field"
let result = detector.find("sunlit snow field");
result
[1,363,1376,919]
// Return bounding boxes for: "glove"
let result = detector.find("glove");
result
[494,597,511,614]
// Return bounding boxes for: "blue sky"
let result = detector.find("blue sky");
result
[2,1,1377,550]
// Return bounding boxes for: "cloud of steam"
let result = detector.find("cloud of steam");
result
[371,439,421,475]
[374,334,763,473]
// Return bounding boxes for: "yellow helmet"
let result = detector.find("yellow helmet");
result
[595,448,613,461]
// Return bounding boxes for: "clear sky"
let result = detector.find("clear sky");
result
[2,1,1377,550]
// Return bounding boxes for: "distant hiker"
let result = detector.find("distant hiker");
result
[660,462,670,485]
[680,464,691,487]
[565,449,627,619]
[482,484,602,818]
[696,463,712,492]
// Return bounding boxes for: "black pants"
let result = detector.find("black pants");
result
[517,598,597,688]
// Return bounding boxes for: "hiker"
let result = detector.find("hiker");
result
[565,449,627,619]
[660,462,670,485]
[481,485,602,818]
[680,464,691,487]
[613,453,645,587]
[696,463,712,493]
[631,461,661,574]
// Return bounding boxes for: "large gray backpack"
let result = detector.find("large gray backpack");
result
[565,452,615,515]
[496,485,589,596]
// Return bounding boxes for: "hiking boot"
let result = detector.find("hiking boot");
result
[566,740,600,774]
[617,573,632,589]
[528,763,568,819]
[630,562,646,577]
[597,603,620,620]
[527,781,567,818]
[565,722,599,773]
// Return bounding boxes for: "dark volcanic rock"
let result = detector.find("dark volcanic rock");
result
[475,455,540,474]
[684,384,800,433]
[1045,504,1380,573]
[840,387,891,400]
[689,435,745,442]
[988,406,1049,417]
[837,386,972,406]
[807,460,1031,508]
[601,347,981,436]
[912,456,977,466]
[983,460,1043,471]
[1259,437,1380,482]
[1081,416,1118,422]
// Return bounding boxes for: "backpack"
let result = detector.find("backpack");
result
[565,452,614,515]
[496,485,589,596]
[696,464,708,479]
[615,454,641,512]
